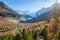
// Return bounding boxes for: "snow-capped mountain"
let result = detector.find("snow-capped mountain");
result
[18,6,52,19]
[17,10,35,19]
[20,3,60,23]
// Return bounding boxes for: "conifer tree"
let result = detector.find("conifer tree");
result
[26,32,30,40]
[55,32,60,40]
[5,35,9,40]
[29,31,33,40]
[15,34,21,40]
[42,25,48,40]
[22,29,27,40]
[8,35,14,40]
[34,30,40,40]
[19,34,23,40]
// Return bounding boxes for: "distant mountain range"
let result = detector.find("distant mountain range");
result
[18,10,33,19]
[36,7,52,16]
[18,7,51,19]
[20,3,60,23]
[1,1,60,23]
[18,5,53,19]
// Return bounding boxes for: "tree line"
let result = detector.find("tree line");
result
[0,25,60,40]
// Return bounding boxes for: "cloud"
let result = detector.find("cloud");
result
[3,0,56,12]
[57,0,60,3]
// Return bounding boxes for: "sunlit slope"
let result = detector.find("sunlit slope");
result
[0,1,24,21]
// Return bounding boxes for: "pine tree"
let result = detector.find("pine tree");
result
[0,36,7,40]
[8,35,14,40]
[19,34,23,40]
[29,31,33,40]
[5,35,9,40]
[55,32,60,40]
[15,34,21,40]
[26,32,30,40]
[34,30,40,40]
[0,37,1,40]
[22,29,27,40]
[42,25,48,40]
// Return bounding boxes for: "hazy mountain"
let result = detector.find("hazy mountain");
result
[18,10,33,19]
[21,3,60,23]
[18,7,51,20]
[36,7,51,16]
[0,1,25,22]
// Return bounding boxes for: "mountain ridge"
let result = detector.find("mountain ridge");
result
[20,3,60,23]
[0,1,25,22]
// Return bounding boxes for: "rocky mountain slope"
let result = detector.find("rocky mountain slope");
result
[0,1,25,35]
[0,1,25,22]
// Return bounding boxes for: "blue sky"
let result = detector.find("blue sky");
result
[3,0,59,12]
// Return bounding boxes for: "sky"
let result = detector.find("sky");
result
[3,0,60,12]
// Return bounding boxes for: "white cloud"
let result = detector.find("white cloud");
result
[57,0,60,3]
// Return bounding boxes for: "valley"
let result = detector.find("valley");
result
[0,0,60,40]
